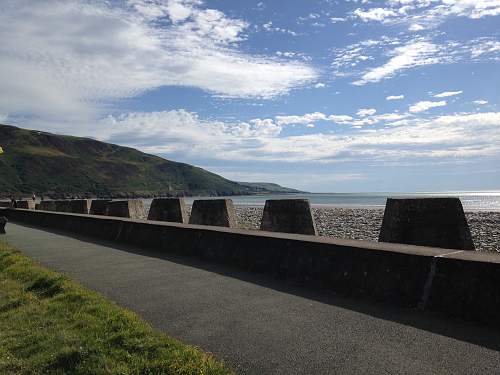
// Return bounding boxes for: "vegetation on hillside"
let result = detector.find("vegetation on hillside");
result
[0,124,299,198]
[0,241,233,375]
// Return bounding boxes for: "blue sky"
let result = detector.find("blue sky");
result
[0,0,499,192]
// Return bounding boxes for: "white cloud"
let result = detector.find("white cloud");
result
[262,21,298,36]
[372,113,410,122]
[327,115,355,123]
[434,90,463,98]
[474,100,488,105]
[330,17,347,23]
[357,108,377,117]
[352,1,500,29]
[354,8,398,22]
[165,0,196,23]
[409,23,425,31]
[386,95,405,100]
[409,100,447,113]
[334,36,500,85]
[74,108,500,165]
[441,0,500,19]
[353,41,439,85]
[0,0,317,123]
[471,40,500,58]
[276,112,327,125]
[250,112,500,162]
[102,109,283,159]
[314,83,326,88]
[274,112,354,126]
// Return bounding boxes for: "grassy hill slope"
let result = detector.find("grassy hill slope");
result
[0,124,298,198]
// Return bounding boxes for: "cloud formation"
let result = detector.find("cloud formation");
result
[101,110,500,163]
[334,36,500,85]
[0,0,498,190]
[474,100,489,105]
[0,0,317,123]
[354,8,398,22]
[353,41,439,85]
[409,100,447,113]
[357,108,377,117]
[353,0,500,27]
[434,90,463,98]
[386,95,405,100]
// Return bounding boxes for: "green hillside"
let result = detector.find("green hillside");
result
[237,182,302,194]
[0,124,298,198]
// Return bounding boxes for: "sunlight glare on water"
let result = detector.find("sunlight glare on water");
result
[144,191,500,211]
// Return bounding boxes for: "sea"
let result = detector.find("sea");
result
[171,191,500,211]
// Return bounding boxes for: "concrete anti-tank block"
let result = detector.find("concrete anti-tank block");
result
[70,199,92,214]
[148,198,188,223]
[106,200,145,219]
[54,200,73,213]
[260,199,317,235]
[0,216,6,234]
[379,197,475,250]
[89,200,112,215]
[189,199,237,227]
[38,201,57,211]
[17,200,36,210]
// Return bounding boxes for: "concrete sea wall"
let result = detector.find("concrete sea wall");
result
[2,207,499,326]
[34,197,478,251]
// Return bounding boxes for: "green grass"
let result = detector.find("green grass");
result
[0,241,233,375]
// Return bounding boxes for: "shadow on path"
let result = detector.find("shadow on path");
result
[7,223,500,353]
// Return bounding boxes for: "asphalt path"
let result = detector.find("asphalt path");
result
[3,223,500,374]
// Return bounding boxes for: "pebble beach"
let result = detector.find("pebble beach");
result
[141,201,500,252]
[232,206,500,253]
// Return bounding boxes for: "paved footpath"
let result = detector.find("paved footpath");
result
[3,223,500,374]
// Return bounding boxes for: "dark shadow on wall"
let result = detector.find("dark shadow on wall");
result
[6,222,500,353]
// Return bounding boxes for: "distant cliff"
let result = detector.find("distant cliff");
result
[0,124,301,198]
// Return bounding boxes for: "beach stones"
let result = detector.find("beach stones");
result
[0,216,6,234]
[106,200,145,219]
[89,200,112,215]
[148,198,188,223]
[189,199,237,227]
[379,197,475,250]
[260,199,317,235]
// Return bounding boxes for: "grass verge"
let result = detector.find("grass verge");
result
[0,240,233,375]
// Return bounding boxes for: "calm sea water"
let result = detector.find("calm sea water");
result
[172,191,500,211]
